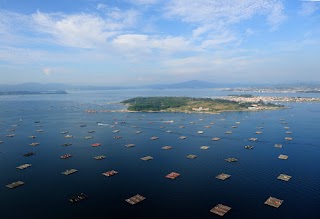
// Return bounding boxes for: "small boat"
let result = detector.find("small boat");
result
[29,142,39,146]
[244,145,254,149]
[61,154,72,159]
[61,143,72,146]
[91,143,101,147]
[28,136,36,139]
[114,136,122,139]
[64,135,73,138]
[23,152,35,157]
[60,131,68,134]
[69,193,88,203]
[197,131,204,134]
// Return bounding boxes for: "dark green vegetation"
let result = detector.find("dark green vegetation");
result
[121,97,282,112]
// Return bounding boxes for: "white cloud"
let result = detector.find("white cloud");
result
[31,8,139,49]
[299,1,320,16]
[165,0,286,34]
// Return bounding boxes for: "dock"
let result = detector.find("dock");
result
[274,144,282,148]
[215,173,231,181]
[16,164,32,170]
[165,172,180,179]
[225,158,238,162]
[244,145,254,149]
[94,155,106,160]
[186,154,197,159]
[141,156,153,161]
[277,174,292,182]
[69,193,88,203]
[210,204,231,216]
[200,146,209,150]
[102,170,118,177]
[278,154,289,160]
[125,144,135,148]
[150,136,159,140]
[62,169,78,175]
[162,146,172,150]
[264,196,283,208]
[6,181,25,189]
[125,194,146,205]
[212,138,220,141]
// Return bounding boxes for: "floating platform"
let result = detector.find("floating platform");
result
[125,194,146,205]
[165,172,180,179]
[29,142,39,146]
[200,146,209,150]
[61,154,72,159]
[69,193,88,203]
[141,156,153,161]
[249,138,258,141]
[94,155,106,160]
[278,154,288,160]
[285,137,293,141]
[125,144,135,148]
[225,158,238,163]
[179,136,187,139]
[274,144,282,148]
[16,164,32,170]
[150,136,159,140]
[186,154,197,159]
[91,143,101,147]
[102,170,118,177]
[264,196,283,208]
[162,146,172,150]
[6,181,25,189]
[277,174,292,182]
[212,138,220,141]
[244,145,254,149]
[24,152,35,157]
[215,173,231,181]
[62,169,78,175]
[61,143,72,146]
[210,204,231,216]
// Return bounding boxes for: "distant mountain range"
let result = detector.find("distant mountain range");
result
[0,80,319,93]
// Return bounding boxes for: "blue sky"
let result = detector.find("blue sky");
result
[0,0,319,85]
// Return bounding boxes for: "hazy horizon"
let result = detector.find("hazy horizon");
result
[1,0,320,85]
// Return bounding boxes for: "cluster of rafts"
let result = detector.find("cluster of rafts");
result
[2,117,294,214]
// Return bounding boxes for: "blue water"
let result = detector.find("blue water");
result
[0,90,319,219]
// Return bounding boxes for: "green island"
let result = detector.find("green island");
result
[121,97,284,113]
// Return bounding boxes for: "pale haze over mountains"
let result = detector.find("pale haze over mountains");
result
[0,0,320,85]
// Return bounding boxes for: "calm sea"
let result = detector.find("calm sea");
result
[0,89,319,219]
